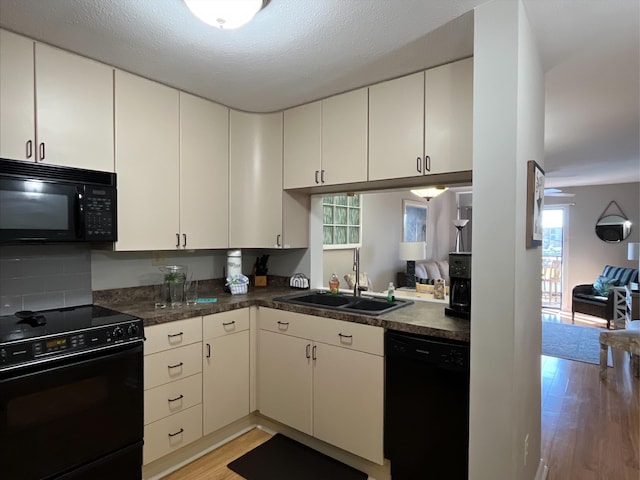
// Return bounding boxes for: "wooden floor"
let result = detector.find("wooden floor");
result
[163,428,271,480]
[163,311,638,480]
[541,310,639,480]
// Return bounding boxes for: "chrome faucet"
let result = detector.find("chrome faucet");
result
[353,247,361,297]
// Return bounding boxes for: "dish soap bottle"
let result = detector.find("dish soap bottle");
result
[387,282,395,302]
[329,273,340,294]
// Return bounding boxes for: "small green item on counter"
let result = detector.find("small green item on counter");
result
[196,297,218,303]
[387,282,395,303]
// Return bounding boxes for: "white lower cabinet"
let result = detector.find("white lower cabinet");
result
[259,329,313,435]
[203,309,250,435]
[258,308,384,464]
[143,316,203,465]
[312,342,384,464]
[143,405,203,466]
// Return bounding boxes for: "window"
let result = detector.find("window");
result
[323,194,361,248]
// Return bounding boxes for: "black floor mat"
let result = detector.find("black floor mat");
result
[227,433,368,480]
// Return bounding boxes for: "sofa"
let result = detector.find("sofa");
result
[572,265,639,329]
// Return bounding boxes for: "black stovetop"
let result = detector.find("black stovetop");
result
[0,305,139,344]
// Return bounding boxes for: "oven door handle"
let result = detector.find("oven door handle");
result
[0,341,143,380]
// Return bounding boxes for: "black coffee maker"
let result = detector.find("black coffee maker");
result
[445,252,471,319]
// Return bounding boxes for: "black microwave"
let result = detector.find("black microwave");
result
[0,158,117,244]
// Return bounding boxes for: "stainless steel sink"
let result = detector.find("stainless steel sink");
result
[273,290,412,316]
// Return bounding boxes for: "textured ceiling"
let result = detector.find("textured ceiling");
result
[0,0,638,188]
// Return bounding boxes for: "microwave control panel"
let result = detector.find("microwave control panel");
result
[83,186,117,241]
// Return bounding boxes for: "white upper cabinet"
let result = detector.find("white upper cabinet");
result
[179,92,229,250]
[424,57,473,174]
[229,111,284,248]
[368,58,473,181]
[35,43,114,171]
[115,70,180,251]
[0,30,35,162]
[283,88,368,189]
[0,30,114,171]
[321,87,368,186]
[368,71,425,181]
[283,101,322,189]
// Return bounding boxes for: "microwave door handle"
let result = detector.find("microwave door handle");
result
[74,189,84,239]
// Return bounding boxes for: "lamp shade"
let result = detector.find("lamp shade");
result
[628,242,640,261]
[399,241,426,261]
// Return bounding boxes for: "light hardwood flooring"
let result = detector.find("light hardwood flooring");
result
[541,309,639,480]
[163,428,271,480]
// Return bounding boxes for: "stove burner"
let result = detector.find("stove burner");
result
[15,310,47,326]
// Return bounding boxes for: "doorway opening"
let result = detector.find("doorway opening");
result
[541,208,564,309]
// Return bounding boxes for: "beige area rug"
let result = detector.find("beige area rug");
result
[542,321,613,366]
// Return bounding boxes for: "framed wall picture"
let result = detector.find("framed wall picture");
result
[526,160,545,248]
[403,199,427,242]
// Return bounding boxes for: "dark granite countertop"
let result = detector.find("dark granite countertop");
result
[94,282,470,343]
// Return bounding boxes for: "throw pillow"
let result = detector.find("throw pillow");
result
[415,263,428,280]
[436,260,450,285]
[593,275,619,296]
[424,261,442,281]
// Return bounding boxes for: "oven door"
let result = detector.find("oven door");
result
[0,342,143,479]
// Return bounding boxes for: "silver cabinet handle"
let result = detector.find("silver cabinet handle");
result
[26,140,33,159]
[206,343,211,358]
[320,169,325,183]
[425,155,431,172]
[176,233,180,248]
[276,234,281,247]
[312,345,317,360]
[39,142,45,161]
[416,156,422,173]
[182,233,187,247]
[306,343,311,359]
[314,170,319,184]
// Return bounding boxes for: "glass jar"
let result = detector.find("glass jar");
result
[160,265,187,308]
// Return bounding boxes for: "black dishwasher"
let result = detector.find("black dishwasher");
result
[385,330,470,479]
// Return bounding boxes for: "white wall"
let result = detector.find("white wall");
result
[322,189,456,292]
[550,182,639,311]
[470,2,544,479]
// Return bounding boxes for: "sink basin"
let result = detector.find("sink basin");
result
[273,290,412,316]
[290,292,352,307]
[343,298,397,312]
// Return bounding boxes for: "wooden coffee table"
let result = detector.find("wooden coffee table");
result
[599,321,640,379]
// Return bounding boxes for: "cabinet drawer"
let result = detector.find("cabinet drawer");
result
[258,308,316,339]
[144,373,202,425]
[144,342,202,390]
[313,317,383,356]
[143,405,202,465]
[144,316,202,355]
[203,308,249,339]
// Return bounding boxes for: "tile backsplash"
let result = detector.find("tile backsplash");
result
[0,244,92,316]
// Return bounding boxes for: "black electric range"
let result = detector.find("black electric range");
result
[0,304,143,371]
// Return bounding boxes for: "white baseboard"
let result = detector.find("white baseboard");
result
[535,458,548,480]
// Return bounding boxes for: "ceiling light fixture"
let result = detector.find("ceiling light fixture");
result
[184,0,270,30]
[410,186,448,201]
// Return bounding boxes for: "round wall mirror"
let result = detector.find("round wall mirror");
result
[595,214,632,243]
